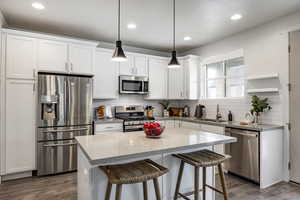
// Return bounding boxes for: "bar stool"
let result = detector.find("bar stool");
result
[173,149,230,200]
[99,159,169,200]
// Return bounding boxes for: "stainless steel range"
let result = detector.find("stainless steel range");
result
[36,72,93,176]
[115,105,155,132]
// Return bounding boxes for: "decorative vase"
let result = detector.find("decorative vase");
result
[253,113,260,125]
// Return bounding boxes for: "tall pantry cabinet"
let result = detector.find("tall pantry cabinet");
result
[0,29,98,178]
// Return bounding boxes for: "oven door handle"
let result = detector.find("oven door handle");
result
[43,142,77,147]
[42,128,88,133]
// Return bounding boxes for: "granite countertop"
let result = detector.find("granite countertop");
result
[76,128,236,165]
[155,117,284,131]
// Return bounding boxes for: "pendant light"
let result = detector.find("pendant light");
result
[168,0,180,68]
[112,0,127,62]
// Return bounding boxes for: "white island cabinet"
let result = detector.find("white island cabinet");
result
[76,128,236,200]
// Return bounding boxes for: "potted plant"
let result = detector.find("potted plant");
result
[159,100,170,117]
[250,95,272,124]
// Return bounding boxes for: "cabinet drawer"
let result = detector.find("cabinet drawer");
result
[95,123,122,133]
[200,124,224,134]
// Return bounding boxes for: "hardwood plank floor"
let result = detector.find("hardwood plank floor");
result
[0,172,300,200]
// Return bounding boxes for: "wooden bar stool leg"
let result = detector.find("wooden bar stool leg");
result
[218,164,228,200]
[153,178,162,200]
[174,160,185,200]
[203,167,206,200]
[143,181,148,200]
[104,182,112,200]
[115,184,123,200]
[194,166,200,200]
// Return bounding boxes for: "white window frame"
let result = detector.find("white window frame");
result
[200,49,245,100]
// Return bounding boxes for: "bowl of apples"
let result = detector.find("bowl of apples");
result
[143,122,165,138]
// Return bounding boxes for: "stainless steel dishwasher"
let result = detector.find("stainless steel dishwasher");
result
[225,128,260,183]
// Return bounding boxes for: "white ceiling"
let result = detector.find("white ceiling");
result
[1,0,300,52]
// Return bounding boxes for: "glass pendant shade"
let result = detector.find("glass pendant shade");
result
[112,40,127,62]
[168,51,180,68]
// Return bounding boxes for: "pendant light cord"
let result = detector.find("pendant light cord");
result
[118,0,121,41]
[173,0,176,51]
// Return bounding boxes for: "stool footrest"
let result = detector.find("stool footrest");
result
[177,189,203,200]
[205,184,224,194]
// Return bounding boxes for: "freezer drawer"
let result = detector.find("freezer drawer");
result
[225,128,260,183]
[37,140,78,176]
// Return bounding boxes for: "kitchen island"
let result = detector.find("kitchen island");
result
[76,128,236,200]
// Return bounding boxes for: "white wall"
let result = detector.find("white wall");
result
[180,10,300,182]
[0,9,6,182]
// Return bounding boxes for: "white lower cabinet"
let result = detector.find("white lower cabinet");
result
[4,79,36,174]
[93,49,119,99]
[94,123,122,133]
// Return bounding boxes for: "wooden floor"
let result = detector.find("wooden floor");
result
[0,172,300,200]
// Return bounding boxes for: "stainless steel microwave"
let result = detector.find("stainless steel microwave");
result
[119,75,149,94]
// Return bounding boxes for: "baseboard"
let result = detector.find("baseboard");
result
[1,171,33,182]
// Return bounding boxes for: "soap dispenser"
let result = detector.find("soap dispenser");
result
[228,111,233,121]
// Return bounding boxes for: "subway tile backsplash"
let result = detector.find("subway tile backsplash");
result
[179,93,283,125]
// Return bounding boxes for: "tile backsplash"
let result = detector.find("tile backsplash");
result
[94,94,283,125]
[93,95,179,118]
[179,93,283,125]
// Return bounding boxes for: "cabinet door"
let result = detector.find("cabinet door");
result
[184,57,199,100]
[119,54,134,75]
[94,50,119,99]
[147,58,168,99]
[6,34,36,79]
[168,63,185,99]
[69,44,95,74]
[38,39,68,72]
[134,55,148,76]
[201,124,225,154]
[5,80,36,174]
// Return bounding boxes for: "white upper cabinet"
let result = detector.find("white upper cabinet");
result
[5,79,36,174]
[134,55,148,76]
[94,49,119,99]
[119,53,148,76]
[37,39,69,72]
[146,57,168,99]
[168,59,185,99]
[184,56,199,100]
[119,54,134,75]
[69,44,95,75]
[5,34,37,79]
[167,55,200,100]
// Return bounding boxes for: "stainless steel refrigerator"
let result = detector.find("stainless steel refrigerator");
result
[36,72,93,176]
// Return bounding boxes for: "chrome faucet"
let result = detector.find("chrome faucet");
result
[216,104,222,122]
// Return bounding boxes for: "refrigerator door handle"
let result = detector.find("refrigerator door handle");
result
[43,143,77,147]
[42,128,89,133]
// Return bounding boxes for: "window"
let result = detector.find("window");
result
[203,57,245,98]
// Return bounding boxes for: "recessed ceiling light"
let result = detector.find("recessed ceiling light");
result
[127,23,137,29]
[32,2,45,10]
[184,36,192,41]
[230,14,242,21]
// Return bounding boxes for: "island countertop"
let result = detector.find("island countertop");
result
[76,128,236,165]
